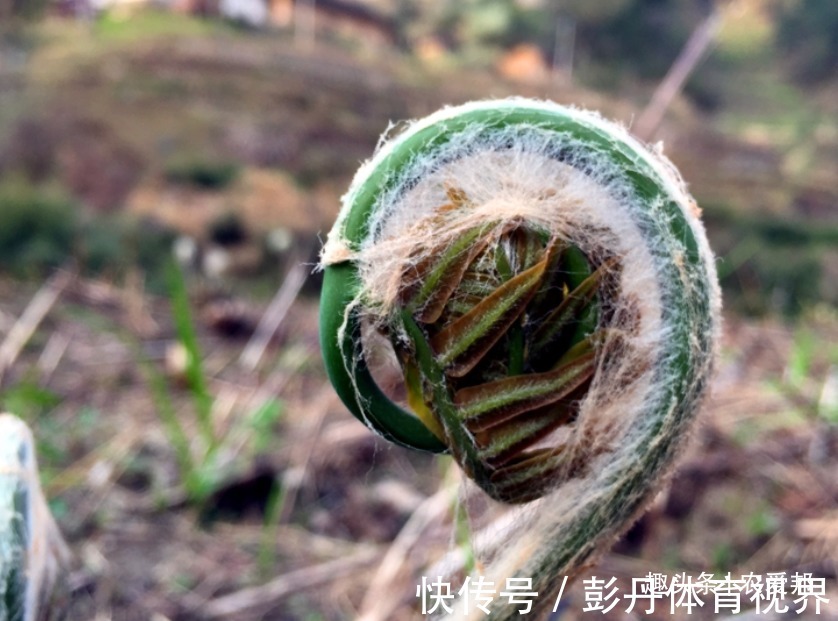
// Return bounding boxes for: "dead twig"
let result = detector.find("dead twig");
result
[63,276,160,338]
[276,387,332,523]
[37,330,72,386]
[200,548,381,619]
[0,270,74,388]
[239,262,308,372]
[357,486,455,621]
[633,8,722,141]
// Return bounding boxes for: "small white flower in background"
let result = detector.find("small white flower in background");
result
[172,236,199,269]
[266,227,293,254]
[0,414,69,621]
[202,246,232,280]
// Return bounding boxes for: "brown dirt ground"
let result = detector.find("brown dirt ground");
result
[1,272,836,621]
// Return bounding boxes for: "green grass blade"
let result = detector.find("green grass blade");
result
[136,354,203,499]
[167,262,216,451]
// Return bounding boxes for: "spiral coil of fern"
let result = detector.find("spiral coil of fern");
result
[319,98,720,614]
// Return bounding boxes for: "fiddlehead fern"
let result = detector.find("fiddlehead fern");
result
[319,98,720,615]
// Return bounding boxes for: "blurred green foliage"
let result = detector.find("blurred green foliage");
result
[0,178,175,287]
[775,0,838,84]
[0,380,60,423]
[424,0,724,107]
[419,0,550,54]
[775,326,838,424]
[1,1,834,323]
[164,157,241,190]
[80,216,176,290]
[93,8,229,41]
[460,0,549,49]
[568,0,710,78]
[140,264,287,506]
[0,0,49,21]
[417,0,707,70]
[0,179,78,276]
[705,205,838,318]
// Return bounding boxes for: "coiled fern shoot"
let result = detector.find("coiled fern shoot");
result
[319,98,720,617]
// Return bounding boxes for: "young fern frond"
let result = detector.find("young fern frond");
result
[319,99,720,616]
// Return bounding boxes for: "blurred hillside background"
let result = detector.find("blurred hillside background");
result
[0,0,836,619]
